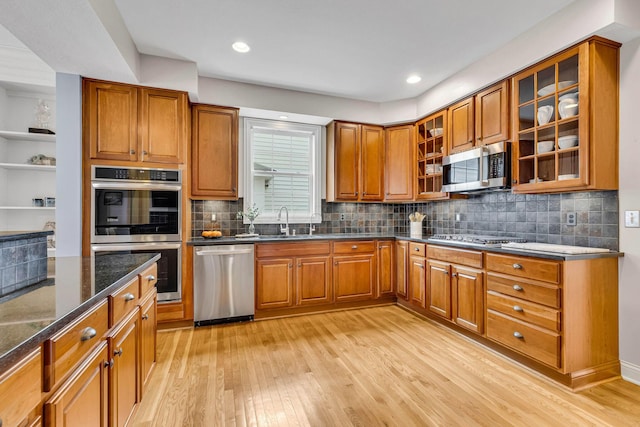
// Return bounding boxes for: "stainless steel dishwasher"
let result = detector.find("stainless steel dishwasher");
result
[193,244,255,326]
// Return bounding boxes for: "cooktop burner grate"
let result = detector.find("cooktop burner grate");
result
[428,234,527,247]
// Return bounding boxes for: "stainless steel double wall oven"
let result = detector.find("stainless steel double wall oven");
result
[90,166,182,302]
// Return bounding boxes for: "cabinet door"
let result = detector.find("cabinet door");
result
[256,258,295,310]
[191,105,239,199]
[452,266,484,334]
[45,342,109,427]
[85,80,138,161]
[333,255,375,302]
[395,241,408,299]
[385,125,414,201]
[427,260,451,319]
[139,290,157,397]
[475,81,509,146]
[448,97,475,153]
[376,241,394,297]
[109,309,140,427]
[409,255,426,308]
[360,125,384,201]
[334,122,360,201]
[297,256,332,306]
[0,350,41,427]
[139,88,187,164]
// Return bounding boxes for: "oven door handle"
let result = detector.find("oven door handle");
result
[91,181,182,191]
[91,242,182,252]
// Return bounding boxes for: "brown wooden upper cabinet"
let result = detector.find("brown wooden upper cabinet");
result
[475,80,510,146]
[384,124,414,201]
[448,97,474,153]
[415,111,448,200]
[511,36,620,193]
[327,121,384,202]
[447,81,510,154]
[191,105,239,199]
[84,79,188,164]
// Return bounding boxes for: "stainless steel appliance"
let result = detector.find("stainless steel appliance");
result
[90,166,182,302]
[91,242,182,301]
[442,141,510,193]
[91,166,181,243]
[193,245,255,326]
[428,234,526,248]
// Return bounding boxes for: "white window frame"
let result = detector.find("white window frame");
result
[243,117,322,224]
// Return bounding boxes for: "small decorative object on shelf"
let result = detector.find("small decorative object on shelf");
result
[44,220,56,248]
[29,99,55,134]
[28,153,56,165]
[237,203,260,235]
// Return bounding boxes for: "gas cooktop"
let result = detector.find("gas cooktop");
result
[427,234,527,247]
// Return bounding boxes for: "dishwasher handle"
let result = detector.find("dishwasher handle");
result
[196,248,254,256]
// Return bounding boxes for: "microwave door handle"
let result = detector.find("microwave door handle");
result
[479,146,489,186]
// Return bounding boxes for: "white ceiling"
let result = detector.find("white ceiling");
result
[111,0,575,103]
[0,0,581,103]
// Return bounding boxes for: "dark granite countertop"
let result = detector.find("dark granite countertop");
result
[188,233,396,246]
[0,252,160,372]
[0,230,53,243]
[188,233,622,261]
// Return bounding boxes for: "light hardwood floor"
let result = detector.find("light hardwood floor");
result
[131,306,640,426]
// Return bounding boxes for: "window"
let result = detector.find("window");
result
[243,118,322,224]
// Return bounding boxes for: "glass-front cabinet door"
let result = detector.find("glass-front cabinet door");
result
[415,111,448,200]
[511,37,620,193]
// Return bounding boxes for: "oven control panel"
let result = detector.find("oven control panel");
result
[93,166,180,182]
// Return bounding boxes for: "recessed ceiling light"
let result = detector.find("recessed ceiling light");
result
[232,41,250,53]
[406,75,422,84]
[279,115,289,120]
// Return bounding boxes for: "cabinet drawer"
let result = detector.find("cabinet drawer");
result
[0,349,42,427]
[109,277,140,327]
[408,242,426,257]
[332,241,375,254]
[44,300,109,391]
[256,241,330,258]
[139,263,158,297]
[487,310,560,369]
[427,245,482,268]
[486,253,560,284]
[487,273,560,308]
[487,291,560,332]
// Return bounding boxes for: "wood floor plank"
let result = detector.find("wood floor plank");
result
[131,306,640,426]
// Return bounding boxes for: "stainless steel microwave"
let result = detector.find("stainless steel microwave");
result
[442,141,510,193]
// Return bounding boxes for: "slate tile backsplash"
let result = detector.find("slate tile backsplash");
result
[192,190,618,250]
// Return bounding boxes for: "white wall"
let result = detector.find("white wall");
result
[55,73,82,257]
[618,36,640,384]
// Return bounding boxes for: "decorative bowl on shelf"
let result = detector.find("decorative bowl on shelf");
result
[537,105,554,125]
[537,140,554,153]
[429,128,443,137]
[558,95,579,119]
[558,173,579,180]
[537,80,576,97]
[558,135,579,149]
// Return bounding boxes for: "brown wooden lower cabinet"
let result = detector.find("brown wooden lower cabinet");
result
[297,256,332,306]
[256,257,295,310]
[426,260,450,317]
[395,240,408,300]
[333,254,376,302]
[139,290,157,397]
[409,255,426,308]
[376,241,394,297]
[108,308,140,427]
[44,342,109,427]
[0,349,42,427]
[451,265,483,334]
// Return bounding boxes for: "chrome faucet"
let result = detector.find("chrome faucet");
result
[277,206,290,236]
[309,212,320,235]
